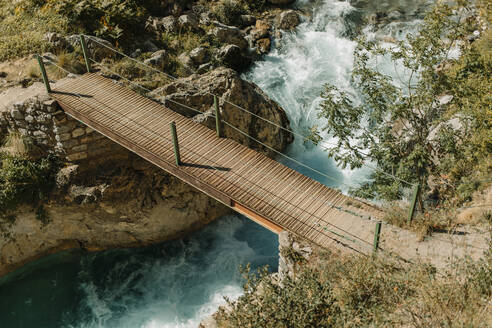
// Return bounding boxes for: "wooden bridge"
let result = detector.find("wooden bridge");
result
[49,72,383,255]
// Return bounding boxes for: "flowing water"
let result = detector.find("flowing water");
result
[0,216,278,327]
[0,1,428,327]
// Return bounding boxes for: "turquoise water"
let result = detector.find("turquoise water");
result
[0,216,278,328]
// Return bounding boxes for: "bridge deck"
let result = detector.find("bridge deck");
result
[51,73,382,254]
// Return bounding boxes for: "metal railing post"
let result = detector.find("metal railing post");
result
[214,95,223,138]
[373,221,382,254]
[36,54,51,93]
[170,121,181,166]
[407,183,420,224]
[79,35,91,73]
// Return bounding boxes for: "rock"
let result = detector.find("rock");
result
[276,10,300,30]
[146,16,178,35]
[10,108,24,120]
[199,315,218,328]
[24,115,35,124]
[0,71,7,78]
[197,63,212,74]
[72,128,86,138]
[151,67,293,155]
[250,20,271,41]
[178,14,199,31]
[439,94,454,106]
[387,10,402,21]
[144,50,167,67]
[67,35,113,61]
[143,40,159,52]
[427,116,465,143]
[131,49,142,58]
[209,23,248,50]
[33,130,47,139]
[189,47,209,65]
[218,44,250,72]
[55,133,71,142]
[178,53,195,69]
[256,38,271,54]
[240,14,256,27]
[44,32,72,51]
[0,164,231,278]
[56,165,79,188]
[69,185,104,204]
[268,0,296,5]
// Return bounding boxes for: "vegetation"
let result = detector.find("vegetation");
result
[0,0,187,61]
[318,0,491,209]
[217,243,492,327]
[212,0,266,25]
[0,134,59,223]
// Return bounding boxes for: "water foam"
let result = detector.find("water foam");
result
[244,0,369,191]
[70,215,277,328]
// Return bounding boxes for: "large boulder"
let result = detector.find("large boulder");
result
[150,67,293,155]
[143,50,167,67]
[189,47,210,65]
[178,13,199,31]
[250,20,271,41]
[209,23,248,50]
[146,16,178,35]
[217,44,251,71]
[276,10,300,30]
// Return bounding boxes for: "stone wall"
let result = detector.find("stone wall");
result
[0,82,128,167]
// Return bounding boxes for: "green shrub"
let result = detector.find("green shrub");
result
[0,152,59,223]
[217,244,492,327]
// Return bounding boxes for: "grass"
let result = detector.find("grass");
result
[0,133,59,223]
[216,242,492,327]
[382,203,473,240]
[1,132,34,157]
[0,1,69,61]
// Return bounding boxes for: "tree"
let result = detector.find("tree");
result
[318,0,489,203]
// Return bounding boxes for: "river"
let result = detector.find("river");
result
[0,0,427,326]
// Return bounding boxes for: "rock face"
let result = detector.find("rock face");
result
[0,163,230,277]
[151,67,293,156]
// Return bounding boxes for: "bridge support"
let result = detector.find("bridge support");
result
[407,183,420,223]
[79,35,92,73]
[36,54,51,93]
[170,121,181,166]
[214,96,223,138]
[373,221,382,254]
